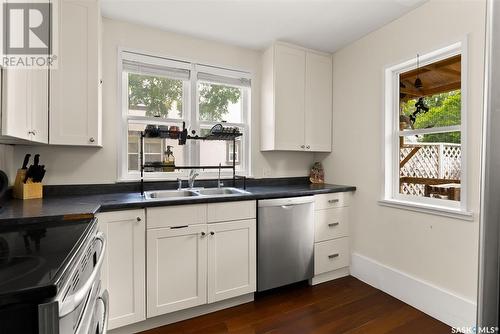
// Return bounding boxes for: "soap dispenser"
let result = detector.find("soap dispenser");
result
[163,146,175,172]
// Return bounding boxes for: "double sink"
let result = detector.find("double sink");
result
[144,187,250,200]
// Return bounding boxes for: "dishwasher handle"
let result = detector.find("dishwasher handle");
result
[258,196,314,208]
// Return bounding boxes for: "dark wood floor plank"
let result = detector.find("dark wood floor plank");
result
[139,276,451,334]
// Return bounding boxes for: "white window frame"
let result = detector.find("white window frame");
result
[117,49,252,181]
[380,40,473,220]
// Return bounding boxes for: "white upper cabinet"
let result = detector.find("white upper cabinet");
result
[1,69,49,143]
[305,52,333,152]
[50,0,102,146]
[273,44,306,150]
[261,42,332,152]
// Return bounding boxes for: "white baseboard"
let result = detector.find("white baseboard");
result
[350,252,476,329]
[309,267,350,285]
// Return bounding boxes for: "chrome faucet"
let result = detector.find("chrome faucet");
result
[218,163,223,188]
[188,170,199,189]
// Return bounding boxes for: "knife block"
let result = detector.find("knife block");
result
[13,169,43,200]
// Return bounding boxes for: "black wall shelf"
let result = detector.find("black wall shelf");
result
[139,122,242,195]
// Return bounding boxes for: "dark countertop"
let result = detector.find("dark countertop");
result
[0,183,356,225]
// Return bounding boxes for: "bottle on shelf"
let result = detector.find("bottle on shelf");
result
[163,146,175,172]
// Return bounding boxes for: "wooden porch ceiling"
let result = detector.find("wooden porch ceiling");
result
[400,54,461,101]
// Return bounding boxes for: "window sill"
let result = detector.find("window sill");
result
[378,199,473,221]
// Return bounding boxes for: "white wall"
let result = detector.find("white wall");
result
[321,0,485,303]
[0,144,14,180]
[13,18,314,185]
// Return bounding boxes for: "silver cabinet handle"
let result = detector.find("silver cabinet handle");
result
[170,225,188,229]
[328,199,340,204]
[59,232,107,317]
[89,137,95,143]
[328,253,339,259]
[328,222,339,227]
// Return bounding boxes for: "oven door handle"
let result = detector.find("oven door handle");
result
[59,232,107,317]
[98,289,109,334]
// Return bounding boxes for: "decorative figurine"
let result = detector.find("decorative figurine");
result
[310,162,325,184]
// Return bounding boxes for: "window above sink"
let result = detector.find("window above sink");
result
[118,50,252,182]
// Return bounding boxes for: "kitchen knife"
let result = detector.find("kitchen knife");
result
[21,154,30,170]
[37,165,46,183]
[24,154,40,183]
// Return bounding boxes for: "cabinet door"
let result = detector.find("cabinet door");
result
[1,69,30,140]
[147,225,208,317]
[97,210,146,330]
[50,0,101,146]
[274,44,306,151]
[305,52,332,152]
[29,69,49,143]
[208,219,256,303]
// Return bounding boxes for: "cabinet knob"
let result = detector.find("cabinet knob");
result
[210,231,215,235]
[28,130,35,135]
[306,145,310,149]
[89,137,95,143]
[300,145,305,149]
[201,232,206,237]
[136,217,141,222]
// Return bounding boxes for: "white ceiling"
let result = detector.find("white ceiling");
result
[101,0,427,53]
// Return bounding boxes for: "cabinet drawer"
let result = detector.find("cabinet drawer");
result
[314,193,349,210]
[314,208,348,242]
[147,204,207,229]
[207,200,256,223]
[314,237,349,275]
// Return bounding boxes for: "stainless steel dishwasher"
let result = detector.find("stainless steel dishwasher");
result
[257,196,314,291]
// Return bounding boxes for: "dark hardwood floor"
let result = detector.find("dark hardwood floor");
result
[140,276,451,334]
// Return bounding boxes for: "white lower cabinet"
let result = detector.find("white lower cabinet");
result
[310,193,351,285]
[146,202,257,319]
[147,224,208,317]
[97,210,146,330]
[100,202,257,329]
[208,219,256,303]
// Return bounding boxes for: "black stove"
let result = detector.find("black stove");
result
[0,218,95,333]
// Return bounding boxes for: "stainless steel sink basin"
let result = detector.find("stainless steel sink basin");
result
[195,187,250,196]
[144,189,199,199]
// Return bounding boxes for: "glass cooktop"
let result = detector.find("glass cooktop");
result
[0,219,93,303]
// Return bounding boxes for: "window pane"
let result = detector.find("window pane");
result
[399,131,461,201]
[400,91,461,131]
[128,73,184,119]
[127,123,186,172]
[399,54,461,131]
[198,82,243,123]
[128,154,139,172]
[199,128,243,171]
